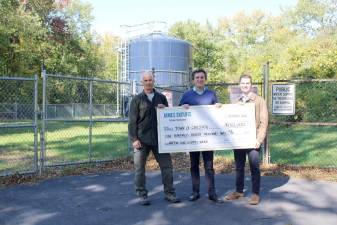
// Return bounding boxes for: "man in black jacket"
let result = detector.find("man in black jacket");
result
[128,71,180,206]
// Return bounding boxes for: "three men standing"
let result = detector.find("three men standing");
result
[128,70,268,206]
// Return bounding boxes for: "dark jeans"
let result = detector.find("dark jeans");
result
[234,148,261,194]
[133,143,175,197]
[189,151,216,196]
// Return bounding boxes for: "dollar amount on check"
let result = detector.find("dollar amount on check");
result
[157,103,256,153]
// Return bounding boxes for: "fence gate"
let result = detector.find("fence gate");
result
[1,68,336,176]
[0,76,38,176]
[40,71,131,172]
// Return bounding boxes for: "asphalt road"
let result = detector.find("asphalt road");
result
[1,171,337,225]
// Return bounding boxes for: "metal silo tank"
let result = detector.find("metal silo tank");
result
[128,32,192,106]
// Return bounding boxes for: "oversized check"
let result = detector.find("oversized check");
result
[157,103,256,153]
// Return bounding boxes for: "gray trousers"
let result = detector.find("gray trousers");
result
[133,143,175,197]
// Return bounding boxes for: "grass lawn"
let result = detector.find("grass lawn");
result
[0,127,36,173]
[0,121,130,175]
[45,121,129,165]
[269,124,337,167]
[1,123,337,175]
[215,124,337,168]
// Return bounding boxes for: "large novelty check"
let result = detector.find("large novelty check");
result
[157,103,256,153]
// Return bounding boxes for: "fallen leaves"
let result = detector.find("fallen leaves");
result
[1,154,337,188]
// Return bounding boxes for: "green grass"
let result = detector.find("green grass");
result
[1,123,337,175]
[0,121,130,174]
[0,127,36,173]
[269,124,337,167]
[215,150,234,160]
[216,124,337,168]
[45,121,129,164]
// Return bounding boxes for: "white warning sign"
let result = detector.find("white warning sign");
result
[272,84,296,115]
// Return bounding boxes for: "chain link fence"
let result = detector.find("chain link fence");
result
[0,76,38,176]
[1,73,337,176]
[206,79,337,168]
[268,79,337,168]
[40,73,130,170]
[206,82,265,161]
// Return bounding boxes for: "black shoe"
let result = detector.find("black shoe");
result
[139,196,150,206]
[189,192,200,201]
[165,194,181,203]
[209,194,224,203]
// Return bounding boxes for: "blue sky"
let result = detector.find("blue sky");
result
[86,0,297,36]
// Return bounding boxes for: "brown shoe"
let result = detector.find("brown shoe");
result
[224,192,244,201]
[248,194,260,205]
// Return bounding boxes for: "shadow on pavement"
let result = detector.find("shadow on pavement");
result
[0,171,337,225]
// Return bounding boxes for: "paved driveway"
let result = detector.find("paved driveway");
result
[1,171,337,225]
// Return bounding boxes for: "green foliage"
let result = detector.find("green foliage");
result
[0,0,118,79]
[169,0,337,81]
[1,0,337,83]
[169,21,220,74]
[0,0,47,75]
[270,81,337,122]
[295,82,337,122]
[169,1,337,124]
[0,0,121,106]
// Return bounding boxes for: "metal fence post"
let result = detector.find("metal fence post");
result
[188,67,192,89]
[72,103,75,118]
[131,80,137,96]
[14,102,18,120]
[263,62,270,165]
[33,74,39,173]
[127,81,134,153]
[40,69,47,175]
[116,81,120,117]
[88,80,93,161]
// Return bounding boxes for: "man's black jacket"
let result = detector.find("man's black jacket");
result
[128,89,168,146]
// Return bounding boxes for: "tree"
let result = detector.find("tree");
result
[169,20,226,82]
[0,0,48,75]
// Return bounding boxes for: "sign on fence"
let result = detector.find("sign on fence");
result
[272,84,296,115]
[157,104,256,153]
[162,90,173,107]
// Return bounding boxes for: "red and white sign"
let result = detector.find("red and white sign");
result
[162,91,173,107]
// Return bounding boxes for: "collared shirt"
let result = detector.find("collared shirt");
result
[240,94,250,103]
[192,86,206,95]
[146,92,154,102]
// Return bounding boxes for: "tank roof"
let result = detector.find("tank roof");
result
[130,32,191,45]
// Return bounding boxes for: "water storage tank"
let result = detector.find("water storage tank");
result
[128,32,192,105]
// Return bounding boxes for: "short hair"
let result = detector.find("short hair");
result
[141,71,154,80]
[239,74,252,83]
[191,68,207,80]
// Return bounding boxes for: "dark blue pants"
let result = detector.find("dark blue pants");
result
[189,151,215,195]
[234,149,260,194]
